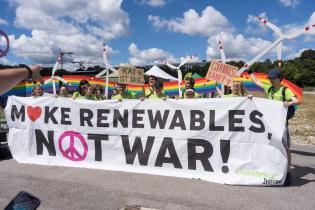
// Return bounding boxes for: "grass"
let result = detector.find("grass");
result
[1,93,314,145]
[289,93,315,145]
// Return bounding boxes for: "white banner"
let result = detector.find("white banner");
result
[5,96,288,185]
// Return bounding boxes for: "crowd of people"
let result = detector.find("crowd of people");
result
[30,74,252,101]
[0,65,298,185]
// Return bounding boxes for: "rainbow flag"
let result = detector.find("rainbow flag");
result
[1,73,303,102]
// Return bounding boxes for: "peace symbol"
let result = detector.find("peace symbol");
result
[0,29,10,58]
[58,131,88,162]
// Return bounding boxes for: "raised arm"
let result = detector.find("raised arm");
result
[249,73,264,89]
[0,65,44,95]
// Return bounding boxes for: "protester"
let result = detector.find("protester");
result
[110,84,119,99]
[95,84,105,100]
[215,81,251,98]
[32,84,44,97]
[73,84,97,100]
[249,68,298,185]
[111,83,136,100]
[0,65,44,95]
[182,77,200,98]
[185,89,196,99]
[152,82,167,100]
[226,81,248,97]
[144,75,158,98]
[85,85,97,100]
[58,85,71,97]
[72,80,89,99]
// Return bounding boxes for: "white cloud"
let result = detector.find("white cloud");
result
[136,0,166,7]
[287,48,307,59]
[0,18,9,25]
[279,0,299,8]
[206,32,290,61]
[8,0,129,64]
[0,57,10,65]
[128,43,175,66]
[280,12,315,42]
[14,0,130,39]
[10,30,108,64]
[148,6,231,36]
[128,43,201,66]
[179,55,200,63]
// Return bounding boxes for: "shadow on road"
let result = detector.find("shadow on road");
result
[291,149,315,157]
[0,143,12,161]
[291,164,315,187]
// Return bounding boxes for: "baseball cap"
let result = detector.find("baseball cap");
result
[268,68,283,78]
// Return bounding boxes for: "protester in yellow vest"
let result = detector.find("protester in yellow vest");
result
[249,68,298,186]
[74,84,97,100]
[182,77,200,98]
[72,80,89,99]
[58,85,71,98]
[144,75,157,98]
[111,83,136,100]
[95,84,105,100]
[140,81,167,100]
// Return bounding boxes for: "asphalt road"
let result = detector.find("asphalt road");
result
[0,144,314,210]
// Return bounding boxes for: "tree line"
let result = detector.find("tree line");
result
[184,49,315,88]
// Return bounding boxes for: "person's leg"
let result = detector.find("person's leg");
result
[282,124,291,185]
[287,126,291,171]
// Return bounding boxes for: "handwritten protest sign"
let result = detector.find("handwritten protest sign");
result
[206,61,238,87]
[118,65,145,85]
[5,96,288,186]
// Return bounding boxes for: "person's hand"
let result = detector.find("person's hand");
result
[139,97,146,101]
[174,95,180,100]
[283,101,292,107]
[30,65,44,84]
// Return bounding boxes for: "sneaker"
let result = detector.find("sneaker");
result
[284,172,291,186]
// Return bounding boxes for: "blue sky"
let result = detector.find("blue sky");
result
[0,0,314,69]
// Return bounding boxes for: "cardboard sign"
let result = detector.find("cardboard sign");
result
[118,66,145,85]
[206,61,238,87]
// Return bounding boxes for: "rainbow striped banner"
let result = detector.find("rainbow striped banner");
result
[1,73,303,102]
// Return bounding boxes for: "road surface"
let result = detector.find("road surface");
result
[0,144,314,210]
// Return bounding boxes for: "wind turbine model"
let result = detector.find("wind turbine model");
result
[95,43,117,99]
[237,21,315,76]
[256,16,286,68]
[166,56,193,97]
[204,39,227,95]
[44,55,68,95]
[218,40,226,94]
